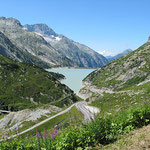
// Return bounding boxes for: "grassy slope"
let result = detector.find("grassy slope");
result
[90,81,150,116]
[85,42,150,90]
[103,125,150,150]
[0,54,78,111]
[81,41,150,116]
[82,41,150,148]
[1,37,150,149]
[1,104,150,149]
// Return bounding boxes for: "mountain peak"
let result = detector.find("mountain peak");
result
[23,23,108,68]
[24,24,57,37]
[0,17,108,68]
[0,17,22,27]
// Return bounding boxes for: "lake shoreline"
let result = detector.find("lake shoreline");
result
[49,67,99,69]
[46,68,95,94]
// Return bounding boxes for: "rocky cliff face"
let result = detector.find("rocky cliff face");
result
[0,31,52,68]
[0,17,72,68]
[24,24,108,68]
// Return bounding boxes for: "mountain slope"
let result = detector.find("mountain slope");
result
[0,17,72,68]
[0,54,78,111]
[84,43,149,90]
[106,49,132,62]
[24,24,108,68]
[0,31,52,68]
[79,38,150,115]
[103,124,150,150]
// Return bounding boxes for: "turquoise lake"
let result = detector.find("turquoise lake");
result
[47,68,95,93]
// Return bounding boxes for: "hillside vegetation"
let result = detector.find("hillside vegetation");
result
[0,18,150,149]
[0,38,150,149]
[0,54,78,111]
[103,124,150,150]
[79,39,150,116]
[85,42,150,90]
[0,39,150,149]
[0,104,150,149]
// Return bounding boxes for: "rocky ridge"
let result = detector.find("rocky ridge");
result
[0,17,72,68]
[0,31,51,68]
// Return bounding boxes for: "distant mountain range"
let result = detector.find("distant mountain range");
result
[0,17,108,68]
[106,49,132,62]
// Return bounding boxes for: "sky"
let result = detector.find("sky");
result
[1,0,150,56]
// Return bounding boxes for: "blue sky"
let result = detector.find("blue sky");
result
[1,0,150,56]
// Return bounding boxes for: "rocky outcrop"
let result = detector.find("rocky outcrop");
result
[0,17,108,68]
[78,81,114,101]
[0,31,51,68]
[0,105,61,131]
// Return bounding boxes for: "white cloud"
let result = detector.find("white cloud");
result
[98,50,114,56]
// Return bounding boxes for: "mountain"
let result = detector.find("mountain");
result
[0,54,78,111]
[106,49,132,62]
[0,17,108,68]
[0,17,73,68]
[0,31,53,68]
[24,24,108,68]
[78,38,150,114]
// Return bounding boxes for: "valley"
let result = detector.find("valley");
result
[0,37,150,149]
[0,9,150,150]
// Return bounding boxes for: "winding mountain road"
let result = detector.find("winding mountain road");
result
[75,101,99,121]
[0,101,99,141]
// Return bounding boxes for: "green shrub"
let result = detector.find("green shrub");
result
[0,105,150,150]
[54,104,150,149]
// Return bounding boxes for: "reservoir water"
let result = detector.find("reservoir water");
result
[47,68,95,93]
